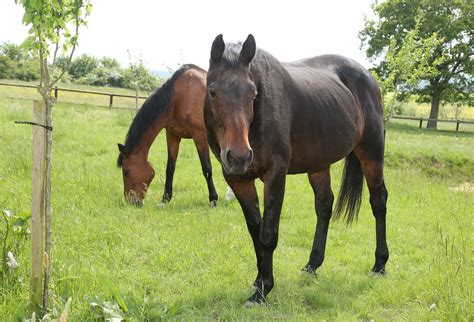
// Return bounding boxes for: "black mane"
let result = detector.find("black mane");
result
[117,64,203,167]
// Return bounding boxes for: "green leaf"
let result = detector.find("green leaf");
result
[30,0,41,10]
[22,12,33,24]
[85,3,92,15]
[114,292,129,314]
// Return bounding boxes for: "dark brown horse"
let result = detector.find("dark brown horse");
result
[117,64,218,207]
[204,34,388,306]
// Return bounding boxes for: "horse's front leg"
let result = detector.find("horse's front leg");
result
[193,134,218,207]
[162,131,181,203]
[225,176,263,289]
[246,166,286,306]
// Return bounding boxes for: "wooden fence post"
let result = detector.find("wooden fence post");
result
[135,87,139,111]
[109,95,114,108]
[30,100,46,314]
[54,86,58,99]
[456,120,460,132]
[419,118,423,128]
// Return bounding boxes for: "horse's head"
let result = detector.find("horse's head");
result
[205,34,257,175]
[117,143,155,206]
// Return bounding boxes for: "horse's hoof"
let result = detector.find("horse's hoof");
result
[209,200,217,208]
[244,297,265,308]
[301,263,317,275]
[371,265,387,276]
[244,289,266,308]
[244,300,261,308]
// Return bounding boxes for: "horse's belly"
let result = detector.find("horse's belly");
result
[287,145,348,174]
[166,125,193,139]
[287,125,360,174]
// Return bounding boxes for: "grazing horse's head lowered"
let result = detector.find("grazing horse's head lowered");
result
[116,64,218,207]
[117,143,155,206]
[205,34,257,175]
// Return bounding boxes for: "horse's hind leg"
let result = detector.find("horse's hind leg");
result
[162,131,181,203]
[193,133,218,207]
[303,169,334,273]
[355,147,389,273]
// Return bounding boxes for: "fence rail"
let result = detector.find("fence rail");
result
[391,115,474,132]
[0,81,148,108]
[1,81,473,131]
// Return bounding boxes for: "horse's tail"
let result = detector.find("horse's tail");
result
[333,152,364,225]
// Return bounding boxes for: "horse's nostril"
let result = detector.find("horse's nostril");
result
[226,150,236,167]
[246,149,254,164]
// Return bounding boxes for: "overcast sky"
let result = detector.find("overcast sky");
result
[0,0,376,71]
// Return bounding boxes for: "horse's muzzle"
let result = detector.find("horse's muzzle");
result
[125,190,144,207]
[222,149,254,175]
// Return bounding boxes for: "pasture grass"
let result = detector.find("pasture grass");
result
[0,96,472,320]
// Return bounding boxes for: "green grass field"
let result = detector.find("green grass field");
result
[0,93,473,320]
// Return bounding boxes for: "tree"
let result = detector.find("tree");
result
[122,61,159,91]
[100,56,121,69]
[68,53,99,79]
[0,42,39,81]
[0,41,29,61]
[360,0,473,129]
[15,0,92,315]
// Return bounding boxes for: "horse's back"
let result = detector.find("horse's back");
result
[281,56,368,172]
[294,55,384,132]
[297,55,386,158]
[167,65,207,138]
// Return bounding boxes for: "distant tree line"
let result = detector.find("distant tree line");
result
[0,42,162,91]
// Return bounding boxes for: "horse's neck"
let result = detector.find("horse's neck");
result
[133,116,168,160]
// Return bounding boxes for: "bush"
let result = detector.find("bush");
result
[77,66,123,87]
[122,62,159,91]
[0,42,162,90]
[0,42,27,61]
[100,57,121,69]
[68,54,99,80]
[0,56,39,81]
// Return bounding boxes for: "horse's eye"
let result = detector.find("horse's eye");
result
[209,89,217,99]
[124,170,130,177]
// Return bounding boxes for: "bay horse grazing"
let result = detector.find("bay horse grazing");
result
[204,34,388,306]
[117,64,218,207]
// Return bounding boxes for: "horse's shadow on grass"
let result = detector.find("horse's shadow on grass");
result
[296,270,379,313]
[181,268,381,316]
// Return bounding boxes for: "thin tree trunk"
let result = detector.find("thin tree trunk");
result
[427,95,440,129]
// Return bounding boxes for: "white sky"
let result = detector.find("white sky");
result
[0,0,375,71]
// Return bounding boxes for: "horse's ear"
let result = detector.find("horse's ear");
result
[117,143,127,155]
[210,34,225,65]
[239,34,256,65]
